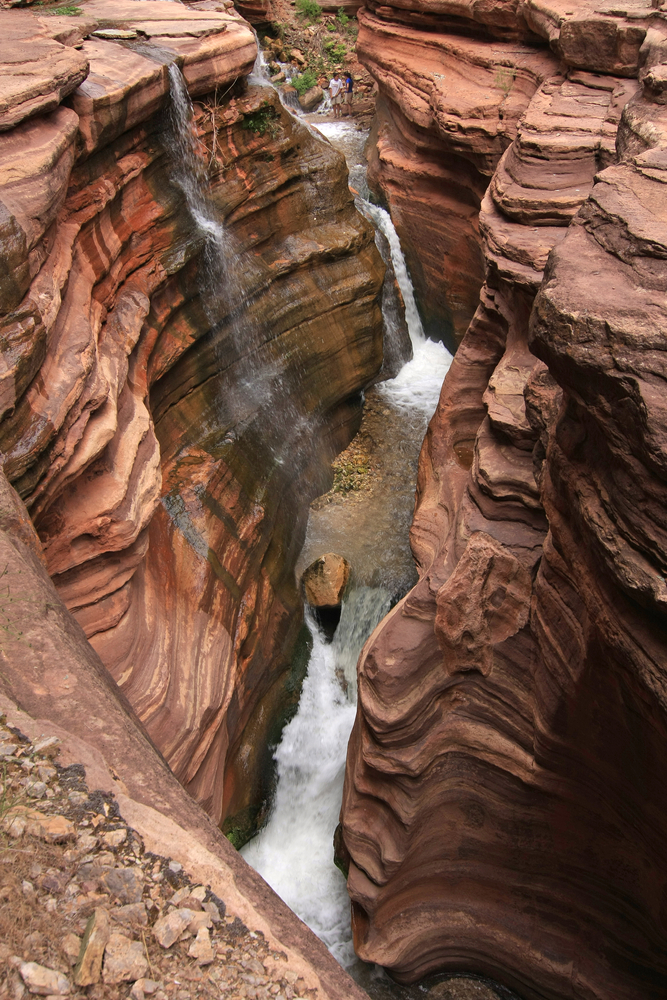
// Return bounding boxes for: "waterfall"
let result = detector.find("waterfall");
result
[241,120,453,971]
[166,64,226,255]
[241,589,390,967]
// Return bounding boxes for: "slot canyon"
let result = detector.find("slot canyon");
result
[0,0,665,997]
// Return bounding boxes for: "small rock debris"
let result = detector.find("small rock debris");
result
[0,716,314,1000]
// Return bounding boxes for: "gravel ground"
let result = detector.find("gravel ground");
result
[0,716,315,1000]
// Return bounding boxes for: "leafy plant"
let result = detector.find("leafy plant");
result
[337,7,349,27]
[323,38,347,62]
[242,105,281,137]
[295,0,322,21]
[292,68,318,95]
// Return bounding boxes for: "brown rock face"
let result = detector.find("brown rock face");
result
[341,2,667,999]
[0,1,384,838]
[302,553,351,607]
[0,469,368,1000]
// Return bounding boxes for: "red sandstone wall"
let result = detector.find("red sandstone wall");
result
[341,2,667,998]
[0,0,384,835]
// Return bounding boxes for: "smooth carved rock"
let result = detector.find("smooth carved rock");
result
[358,7,558,347]
[0,468,369,1000]
[0,7,383,838]
[302,553,350,607]
[74,907,110,987]
[0,12,88,131]
[434,531,531,677]
[342,2,667,998]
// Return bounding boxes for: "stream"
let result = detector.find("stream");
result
[241,117,453,974]
[167,56,519,1000]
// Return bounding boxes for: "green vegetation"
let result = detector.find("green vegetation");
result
[295,0,322,21]
[241,105,281,137]
[40,5,83,14]
[292,68,318,95]
[337,7,349,27]
[323,38,347,62]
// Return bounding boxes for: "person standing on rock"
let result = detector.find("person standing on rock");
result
[329,71,344,118]
[343,72,353,115]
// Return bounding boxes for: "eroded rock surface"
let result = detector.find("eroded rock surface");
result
[342,2,667,998]
[357,0,660,351]
[0,0,384,838]
[0,470,367,1000]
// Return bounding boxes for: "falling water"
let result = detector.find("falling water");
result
[167,64,227,257]
[242,589,390,967]
[242,119,453,971]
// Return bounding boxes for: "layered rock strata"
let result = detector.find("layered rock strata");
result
[357,0,659,349]
[341,3,667,999]
[0,468,369,1000]
[0,0,384,836]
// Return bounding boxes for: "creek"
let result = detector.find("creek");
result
[241,117,453,975]
[167,56,518,1000]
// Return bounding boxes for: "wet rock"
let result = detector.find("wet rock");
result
[19,961,70,995]
[428,981,500,1000]
[74,907,110,987]
[301,553,350,607]
[298,85,323,111]
[102,932,148,984]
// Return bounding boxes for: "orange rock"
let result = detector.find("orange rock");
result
[302,553,350,607]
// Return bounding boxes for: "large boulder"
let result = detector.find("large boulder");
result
[302,553,350,607]
[298,85,323,111]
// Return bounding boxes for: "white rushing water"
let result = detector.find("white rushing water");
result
[242,589,390,966]
[167,64,226,253]
[242,119,453,970]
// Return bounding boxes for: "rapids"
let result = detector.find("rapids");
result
[242,119,453,969]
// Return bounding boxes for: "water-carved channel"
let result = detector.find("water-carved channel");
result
[241,118,452,973]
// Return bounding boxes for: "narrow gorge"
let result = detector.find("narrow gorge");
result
[0,0,666,998]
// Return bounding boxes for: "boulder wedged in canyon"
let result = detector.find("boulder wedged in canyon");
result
[0,468,369,1000]
[341,2,667,999]
[0,0,384,841]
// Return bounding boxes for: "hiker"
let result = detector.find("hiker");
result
[343,72,353,114]
[329,71,344,118]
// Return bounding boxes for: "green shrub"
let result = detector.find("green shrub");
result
[337,7,349,27]
[292,68,318,95]
[295,0,322,21]
[242,105,280,137]
[323,38,347,62]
